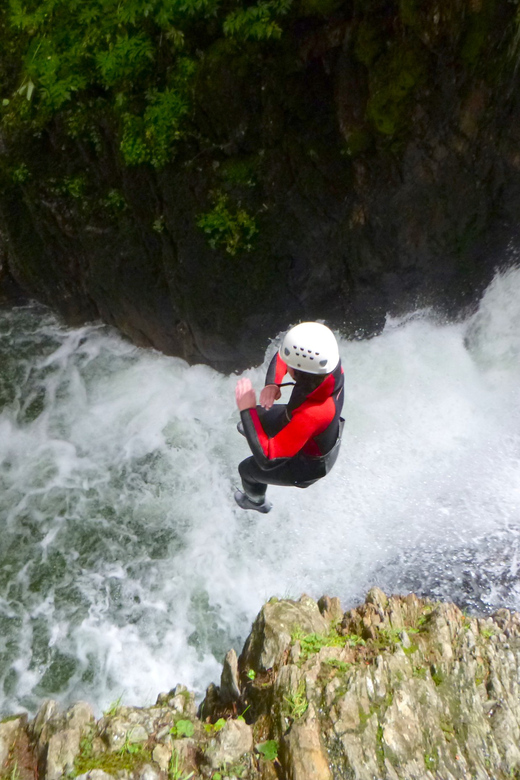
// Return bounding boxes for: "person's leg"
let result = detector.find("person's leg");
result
[238,457,268,502]
[238,455,326,500]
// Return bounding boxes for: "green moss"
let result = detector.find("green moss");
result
[219,156,258,188]
[430,666,445,687]
[398,0,421,29]
[424,749,439,772]
[354,20,385,67]
[72,729,152,778]
[461,0,496,67]
[366,41,429,137]
[358,704,377,730]
[375,723,385,771]
[343,129,373,157]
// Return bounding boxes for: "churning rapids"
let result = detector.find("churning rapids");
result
[1,266,520,718]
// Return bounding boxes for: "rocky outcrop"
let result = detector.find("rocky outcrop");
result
[1,1,520,369]
[2,590,520,779]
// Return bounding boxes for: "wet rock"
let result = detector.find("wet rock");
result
[136,765,161,780]
[152,742,171,772]
[240,595,330,673]
[0,717,25,767]
[45,727,82,780]
[76,771,115,780]
[283,703,332,780]
[206,718,253,769]
[32,699,60,747]
[317,595,343,624]
[220,649,241,705]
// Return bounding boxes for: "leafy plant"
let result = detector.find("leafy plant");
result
[256,739,279,761]
[0,0,294,172]
[118,730,147,758]
[104,694,123,717]
[291,625,365,663]
[283,679,308,720]
[323,658,350,673]
[196,192,258,255]
[203,717,227,734]
[170,719,195,738]
[223,0,292,41]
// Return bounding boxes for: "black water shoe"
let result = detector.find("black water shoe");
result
[234,490,272,514]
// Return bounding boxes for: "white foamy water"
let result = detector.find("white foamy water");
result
[1,266,520,717]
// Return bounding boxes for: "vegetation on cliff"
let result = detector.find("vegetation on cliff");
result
[0,0,519,368]
[1,0,514,170]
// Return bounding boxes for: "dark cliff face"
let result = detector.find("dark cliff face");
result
[0,0,519,371]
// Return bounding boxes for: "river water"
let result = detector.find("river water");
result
[1,266,520,717]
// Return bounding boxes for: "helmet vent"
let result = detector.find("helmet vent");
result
[319,359,328,367]
[284,347,290,356]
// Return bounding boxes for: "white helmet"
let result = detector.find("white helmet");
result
[279,322,339,375]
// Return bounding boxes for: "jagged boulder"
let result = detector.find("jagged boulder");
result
[2,592,520,779]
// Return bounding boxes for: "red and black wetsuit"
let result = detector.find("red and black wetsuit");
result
[238,353,344,501]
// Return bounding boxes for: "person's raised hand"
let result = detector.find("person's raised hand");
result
[235,378,257,411]
[259,384,281,410]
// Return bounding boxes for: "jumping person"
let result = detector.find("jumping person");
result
[234,322,344,513]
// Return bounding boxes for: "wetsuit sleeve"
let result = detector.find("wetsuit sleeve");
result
[240,401,334,467]
[265,353,287,386]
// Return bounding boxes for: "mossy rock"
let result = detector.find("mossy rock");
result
[354,19,386,67]
[366,40,430,136]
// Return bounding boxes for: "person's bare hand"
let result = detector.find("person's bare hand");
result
[259,384,281,410]
[235,378,257,411]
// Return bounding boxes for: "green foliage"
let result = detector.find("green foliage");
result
[424,750,438,771]
[196,192,258,255]
[96,33,154,88]
[170,718,195,738]
[103,189,128,213]
[283,678,308,720]
[255,739,279,761]
[0,0,294,169]
[103,695,123,717]
[203,717,227,734]
[247,669,256,680]
[223,0,292,41]
[323,658,350,673]
[11,163,29,183]
[292,625,365,664]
